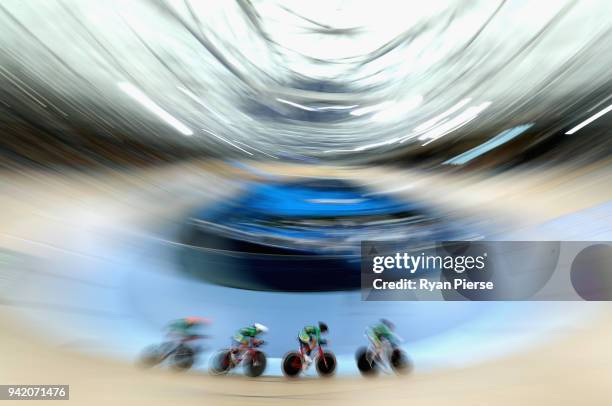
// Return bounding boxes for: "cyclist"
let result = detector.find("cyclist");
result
[367,319,401,351]
[298,322,328,364]
[233,323,268,351]
[166,316,210,343]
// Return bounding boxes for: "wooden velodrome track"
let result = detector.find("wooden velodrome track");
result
[0,160,611,405]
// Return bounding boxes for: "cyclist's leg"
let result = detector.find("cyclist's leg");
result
[232,333,248,352]
[298,333,311,355]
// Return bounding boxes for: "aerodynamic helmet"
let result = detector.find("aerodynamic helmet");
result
[185,316,211,326]
[254,323,268,333]
[318,321,329,333]
[380,318,395,331]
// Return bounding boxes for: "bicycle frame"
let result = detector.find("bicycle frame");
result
[231,339,262,366]
[160,337,202,359]
[365,334,394,372]
[298,340,329,369]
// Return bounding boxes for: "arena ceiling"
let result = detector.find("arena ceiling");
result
[0,0,611,162]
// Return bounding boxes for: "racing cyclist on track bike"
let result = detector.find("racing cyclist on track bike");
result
[298,322,329,365]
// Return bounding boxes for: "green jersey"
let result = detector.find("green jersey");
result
[239,326,259,337]
[234,325,261,345]
[368,323,397,346]
[299,325,321,343]
[372,324,393,339]
[167,319,197,336]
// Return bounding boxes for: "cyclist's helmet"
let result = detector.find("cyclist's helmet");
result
[254,323,268,333]
[185,316,211,326]
[318,321,329,333]
[380,318,395,331]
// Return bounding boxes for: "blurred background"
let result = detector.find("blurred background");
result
[0,0,611,404]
